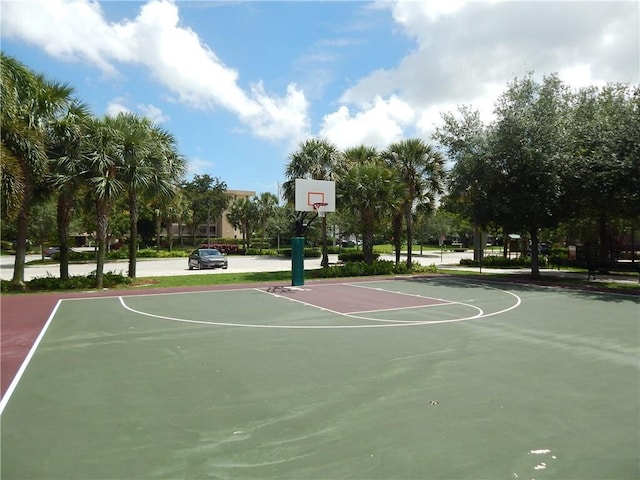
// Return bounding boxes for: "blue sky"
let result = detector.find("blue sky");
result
[2,1,638,197]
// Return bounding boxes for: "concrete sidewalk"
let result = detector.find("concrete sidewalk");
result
[2,249,637,286]
[2,250,470,282]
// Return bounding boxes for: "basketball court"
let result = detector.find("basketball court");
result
[1,277,638,479]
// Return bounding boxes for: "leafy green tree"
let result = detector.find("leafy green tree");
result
[29,199,57,259]
[490,73,570,277]
[0,53,75,287]
[226,196,258,251]
[563,83,640,261]
[110,113,185,277]
[383,139,445,269]
[48,99,92,279]
[161,188,189,251]
[84,116,125,289]
[269,203,296,250]
[337,156,403,264]
[181,174,228,245]
[0,54,30,223]
[255,192,279,251]
[434,106,496,227]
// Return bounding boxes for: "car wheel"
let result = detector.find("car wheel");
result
[188,262,193,270]
[222,265,228,270]
[198,261,202,270]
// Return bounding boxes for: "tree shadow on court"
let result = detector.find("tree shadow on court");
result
[408,275,639,304]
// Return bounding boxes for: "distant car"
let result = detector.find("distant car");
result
[44,246,60,257]
[526,243,551,257]
[188,248,228,270]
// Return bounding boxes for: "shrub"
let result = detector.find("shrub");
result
[338,251,380,263]
[310,260,437,279]
[244,248,279,256]
[201,243,240,254]
[459,255,532,268]
[1,271,131,292]
[280,248,322,258]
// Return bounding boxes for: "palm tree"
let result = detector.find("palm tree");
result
[48,99,92,280]
[0,53,75,287]
[383,139,445,269]
[162,188,189,251]
[282,138,341,201]
[283,138,341,267]
[255,192,278,252]
[226,197,258,252]
[84,116,125,289]
[0,54,31,224]
[338,158,402,264]
[110,113,186,277]
[108,113,151,278]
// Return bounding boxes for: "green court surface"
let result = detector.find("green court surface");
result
[1,278,639,479]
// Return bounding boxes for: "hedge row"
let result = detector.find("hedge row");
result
[338,251,380,263]
[310,260,437,279]
[459,255,534,268]
[279,248,322,258]
[0,271,131,293]
[200,243,241,254]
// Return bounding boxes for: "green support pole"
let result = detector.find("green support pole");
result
[292,237,305,286]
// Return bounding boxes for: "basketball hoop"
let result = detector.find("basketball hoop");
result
[313,202,328,217]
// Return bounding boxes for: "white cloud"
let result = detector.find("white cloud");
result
[1,0,309,142]
[320,95,414,150]
[105,100,130,117]
[392,0,470,23]
[326,0,639,144]
[138,104,170,124]
[558,64,606,90]
[1,0,131,75]
[186,156,216,178]
[105,98,169,124]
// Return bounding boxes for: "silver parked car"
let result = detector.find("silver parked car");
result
[188,248,228,270]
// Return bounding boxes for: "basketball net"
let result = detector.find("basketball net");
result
[313,202,328,218]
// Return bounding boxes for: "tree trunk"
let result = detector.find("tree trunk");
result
[57,194,73,280]
[404,202,413,269]
[167,220,173,252]
[11,205,29,288]
[530,228,540,279]
[95,201,110,289]
[321,215,329,268]
[128,192,138,278]
[392,212,403,265]
[246,223,252,251]
[598,213,609,262]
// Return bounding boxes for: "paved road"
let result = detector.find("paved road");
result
[1,250,474,282]
[5,250,635,285]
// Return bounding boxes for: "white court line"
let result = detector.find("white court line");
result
[258,288,484,324]
[117,282,523,329]
[0,300,62,416]
[346,301,455,315]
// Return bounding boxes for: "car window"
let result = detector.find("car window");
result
[200,249,221,256]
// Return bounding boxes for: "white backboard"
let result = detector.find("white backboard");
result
[294,179,336,212]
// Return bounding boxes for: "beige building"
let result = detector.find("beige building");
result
[194,189,256,240]
[163,189,256,243]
